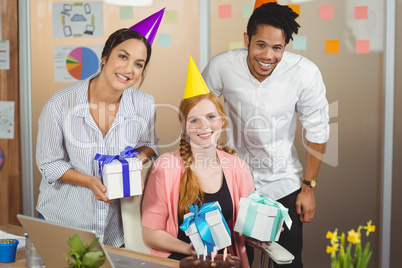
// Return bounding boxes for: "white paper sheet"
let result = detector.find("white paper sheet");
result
[0,230,26,251]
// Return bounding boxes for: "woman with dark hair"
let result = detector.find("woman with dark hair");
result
[35,9,164,248]
[141,58,257,267]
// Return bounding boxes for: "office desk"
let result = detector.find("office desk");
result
[0,224,179,268]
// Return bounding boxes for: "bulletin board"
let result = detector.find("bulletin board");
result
[26,1,402,267]
[209,0,383,267]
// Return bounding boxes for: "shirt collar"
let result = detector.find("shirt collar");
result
[73,72,138,119]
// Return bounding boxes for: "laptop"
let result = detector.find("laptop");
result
[17,214,172,268]
[84,25,95,35]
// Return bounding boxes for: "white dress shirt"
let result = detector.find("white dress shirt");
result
[202,49,329,200]
[36,73,159,246]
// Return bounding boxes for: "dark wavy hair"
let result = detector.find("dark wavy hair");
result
[247,2,300,44]
[101,28,152,87]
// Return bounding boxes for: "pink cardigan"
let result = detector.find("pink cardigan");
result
[142,149,255,268]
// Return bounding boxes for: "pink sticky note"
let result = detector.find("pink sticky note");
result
[355,6,368,20]
[319,5,334,20]
[356,40,370,54]
[218,4,232,19]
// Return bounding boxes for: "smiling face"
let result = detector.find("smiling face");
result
[185,98,224,149]
[100,38,148,91]
[244,24,286,82]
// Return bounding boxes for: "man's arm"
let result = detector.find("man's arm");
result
[295,141,326,223]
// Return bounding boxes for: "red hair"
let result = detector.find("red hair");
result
[177,93,228,219]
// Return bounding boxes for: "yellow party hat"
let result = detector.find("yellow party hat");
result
[183,57,210,99]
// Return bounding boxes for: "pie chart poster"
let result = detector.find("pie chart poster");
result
[54,45,103,82]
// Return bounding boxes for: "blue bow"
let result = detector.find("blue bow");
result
[94,146,140,197]
[180,202,230,254]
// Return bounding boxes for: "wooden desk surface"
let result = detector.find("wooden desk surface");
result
[0,224,179,268]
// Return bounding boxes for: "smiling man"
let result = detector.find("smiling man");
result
[202,3,330,267]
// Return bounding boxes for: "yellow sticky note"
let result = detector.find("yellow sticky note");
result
[326,40,340,54]
[164,10,179,24]
[288,5,300,18]
[229,42,243,50]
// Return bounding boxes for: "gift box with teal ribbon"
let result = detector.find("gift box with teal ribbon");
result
[94,146,142,200]
[234,191,292,242]
[180,202,231,255]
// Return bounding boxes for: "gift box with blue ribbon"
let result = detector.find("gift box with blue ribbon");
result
[180,202,231,255]
[94,146,142,200]
[234,191,292,242]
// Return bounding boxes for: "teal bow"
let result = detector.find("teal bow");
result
[242,191,292,240]
[180,202,230,254]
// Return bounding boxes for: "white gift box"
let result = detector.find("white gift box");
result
[183,213,205,255]
[205,209,231,250]
[94,157,142,200]
[234,197,286,242]
[182,202,231,255]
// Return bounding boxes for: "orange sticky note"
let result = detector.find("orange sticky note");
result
[326,40,340,54]
[355,6,368,20]
[254,0,277,11]
[319,5,334,20]
[356,40,370,54]
[288,5,300,18]
[218,4,233,19]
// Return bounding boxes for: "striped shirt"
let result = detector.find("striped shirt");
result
[36,73,160,247]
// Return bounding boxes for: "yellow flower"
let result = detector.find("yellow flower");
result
[347,229,361,244]
[365,220,376,236]
[326,244,339,258]
[326,229,339,245]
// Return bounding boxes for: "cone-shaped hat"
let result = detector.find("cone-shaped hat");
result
[254,0,277,10]
[129,7,165,45]
[183,57,210,99]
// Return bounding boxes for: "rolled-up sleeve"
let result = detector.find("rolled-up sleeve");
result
[297,71,330,144]
[36,101,73,184]
[202,57,223,98]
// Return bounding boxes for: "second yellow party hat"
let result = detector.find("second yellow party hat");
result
[183,57,210,99]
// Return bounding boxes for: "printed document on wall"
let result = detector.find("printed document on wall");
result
[0,41,10,70]
[0,101,15,139]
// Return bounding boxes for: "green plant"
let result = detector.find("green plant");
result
[65,234,106,268]
[0,239,16,244]
[326,220,375,268]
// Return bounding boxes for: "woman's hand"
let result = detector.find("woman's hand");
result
[87,176,113,203]
[187,243,197,256]
[245,237,272,249]
[60,169,113,203]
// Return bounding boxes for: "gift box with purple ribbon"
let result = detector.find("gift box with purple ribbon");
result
[180,202,231,255]
[94,146,142,200]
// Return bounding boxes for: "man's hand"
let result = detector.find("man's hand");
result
[295,186,316,222]
[245,237,272,249]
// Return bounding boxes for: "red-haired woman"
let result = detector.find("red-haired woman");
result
[142,92,255,267]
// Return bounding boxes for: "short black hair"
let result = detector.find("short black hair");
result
[247,2,300,44]
[101,28,152,87]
